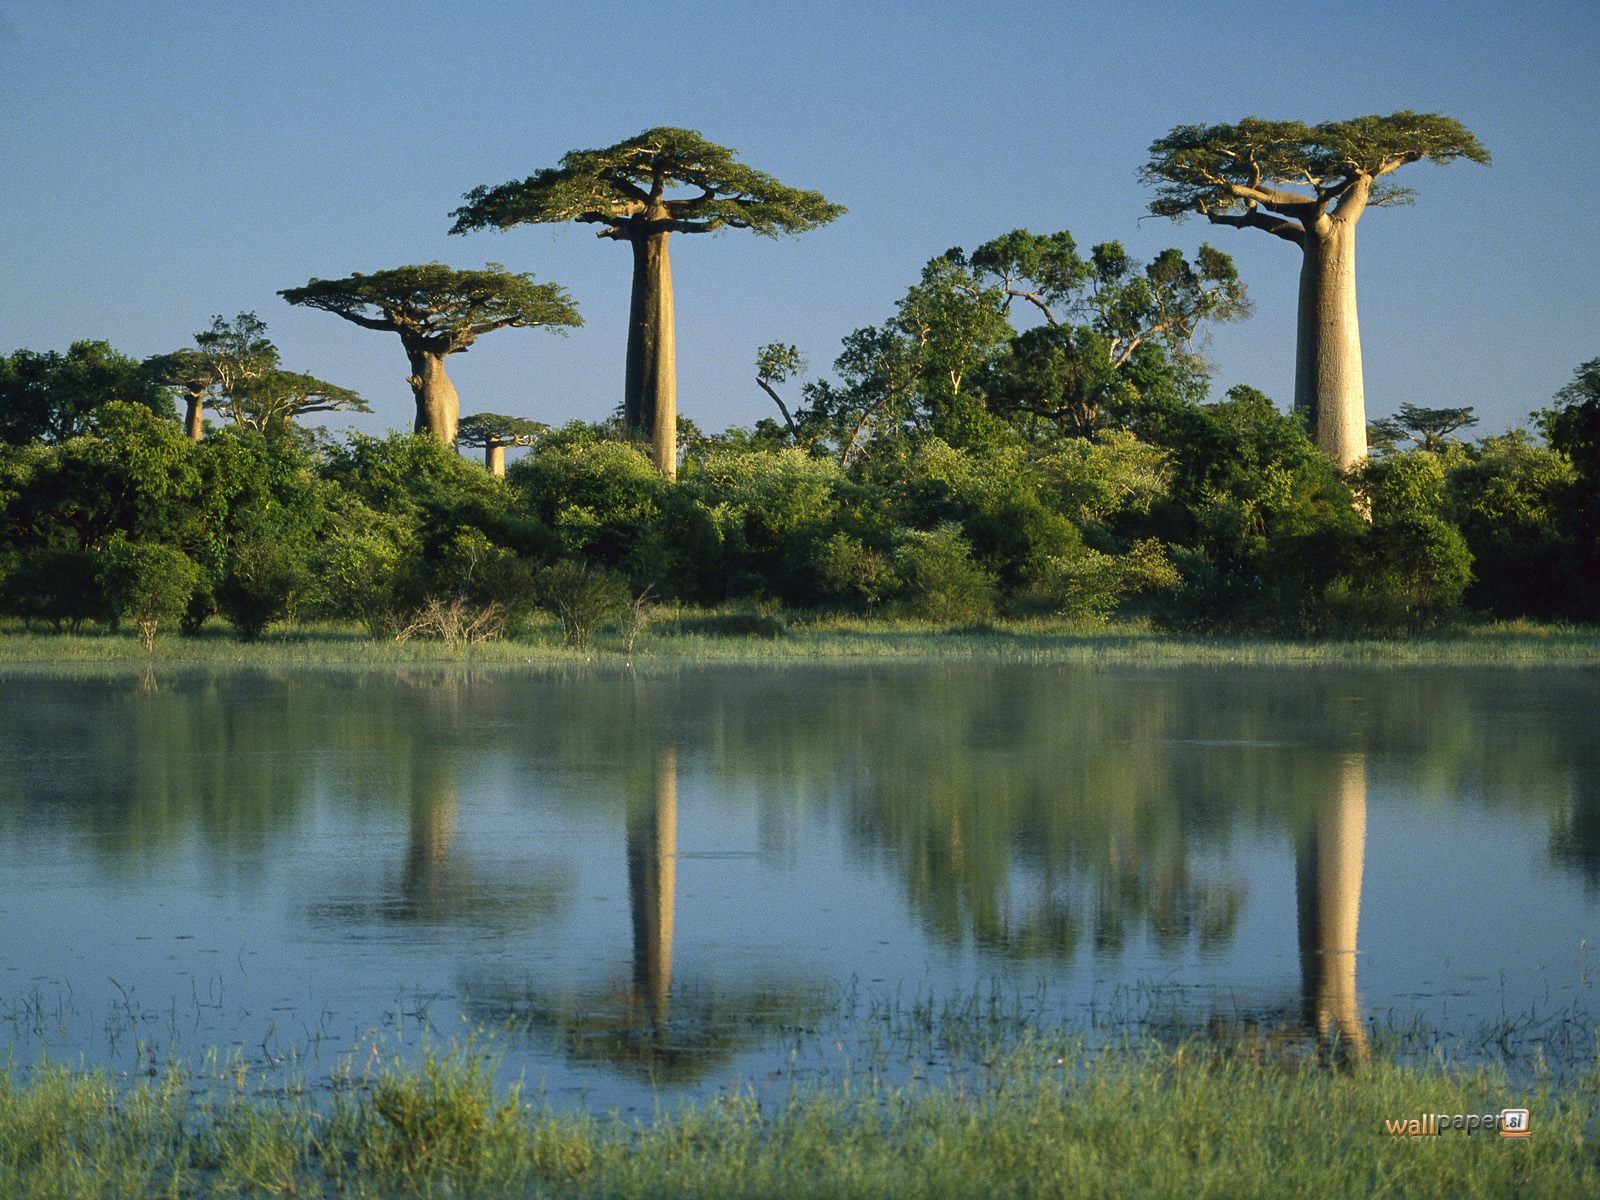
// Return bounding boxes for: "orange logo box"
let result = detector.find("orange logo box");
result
[1499,1109,1531,1138]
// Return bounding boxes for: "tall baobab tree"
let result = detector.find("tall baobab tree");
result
[1143,113,1489,469]
[450,127,845,479]
[280,264,580,445]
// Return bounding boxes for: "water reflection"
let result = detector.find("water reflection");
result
[0,664,1596,1097]
[1295,754,1368,1060]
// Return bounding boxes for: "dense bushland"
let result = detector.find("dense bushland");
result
[1,249,1595,646]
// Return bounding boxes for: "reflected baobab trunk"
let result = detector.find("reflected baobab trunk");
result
[627,744,677,1026]
[1295,753,1369,1061]
[401,760,461,921]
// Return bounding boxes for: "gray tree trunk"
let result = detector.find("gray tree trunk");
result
[406,347,461,445]
[626,232,678,480]
[184,391,205,442]
[1294,221,1367,470]
[486,442,506,477]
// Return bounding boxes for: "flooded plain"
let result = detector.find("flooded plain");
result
[0,663,1595,1110]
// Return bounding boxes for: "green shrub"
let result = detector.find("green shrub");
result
[0,546,102,631]
[539,561,631,649]
[96,537,199,649]
[1033,539,1181,621]
[892,524,996,621]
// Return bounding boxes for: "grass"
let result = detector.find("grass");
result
[0,1039,1594,1198]
[1,614,1598,670]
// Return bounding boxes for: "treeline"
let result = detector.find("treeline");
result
[0,310,1595,644]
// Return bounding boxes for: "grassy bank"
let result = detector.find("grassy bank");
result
[1,615,1598,669]
[1,1042,1594,1198]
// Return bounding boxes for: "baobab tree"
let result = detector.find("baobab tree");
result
[1143,112,1489,469]
[450,127,845,479]
[279,264,580,444]
[457,412,547,477]
[217,368,369,433]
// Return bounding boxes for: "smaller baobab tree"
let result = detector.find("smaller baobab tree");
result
[450,128,845,479]
[279,264,580,445]
[457,412,548,477]
[146,313,279,440]
[1143,112,1489,469]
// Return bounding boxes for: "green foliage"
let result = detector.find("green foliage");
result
[0,341,172,444]
[511,439,666,577]
[892,524,997,621]
[1032,539,1181,621]
[0,547,102,631]
[457,412,548,449]
[539,560,630,649]
[280,263,581,352]
[1144,112,1489,222]
[96,536,199,649]
[1354,449,1449,520]
[450,126,846,239]
[1334,515,1474,631]
[1368,401,1478,454]
[1446,432,1575,616]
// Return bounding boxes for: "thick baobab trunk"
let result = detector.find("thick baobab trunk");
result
[626,232,677,480]
[485,442,506,477]
[406,348,461,445]
[627,745,677,1025]
[184,390,205,441]
[1294,221,1367,470]
[1295,754,1369,1061]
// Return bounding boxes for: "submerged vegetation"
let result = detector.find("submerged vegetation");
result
[0,1039,1594,1199]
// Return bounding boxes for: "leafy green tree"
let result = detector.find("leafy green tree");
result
[0,341,172,444]
[1536,358,1600,616]
[280,264,579,445]
[540,560,630,649]
[1144,113,1489,468]
[1446,431,1575,616]
[457,413,548,477]
[97,536,200,649]
[973,231,1247,439]
[451,128,844,478]
[217,369,368,434]
[1368,401,1478,455]
[892,523,997,622]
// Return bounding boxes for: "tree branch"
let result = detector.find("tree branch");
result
[757,376,799,439]
[1204,209,1305,246]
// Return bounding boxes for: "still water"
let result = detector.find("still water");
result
[0,664,1595,1109]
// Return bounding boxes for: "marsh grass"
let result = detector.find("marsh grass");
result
[1,614,1597,670]
[0,1038,1594,1198]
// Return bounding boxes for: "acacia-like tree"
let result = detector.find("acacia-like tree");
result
[1367,401,1478,455]
[218,368,368,433]
[450,127,845,479]
[279,264,580,445]
[1143,112,1488,469]
[457,412,548,477]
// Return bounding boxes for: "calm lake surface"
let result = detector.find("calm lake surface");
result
[0,663,1596,1110]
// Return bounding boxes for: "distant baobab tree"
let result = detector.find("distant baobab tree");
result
[1144,112,1489,469]
[457,412,547,477]
[450,127,845,479]
[280,264,580,445]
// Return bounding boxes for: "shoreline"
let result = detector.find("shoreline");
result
[1,619,1597,671]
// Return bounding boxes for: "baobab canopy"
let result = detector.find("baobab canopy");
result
[1143,112,1490,233]
[448,126,847,240]
[279,263,580,446]
[1143,112,1489,471]
[450,127,845,481]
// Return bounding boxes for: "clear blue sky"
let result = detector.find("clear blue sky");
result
[1,0,1594,439]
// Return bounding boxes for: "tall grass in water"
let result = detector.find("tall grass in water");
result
[0,1040,1594,1198]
